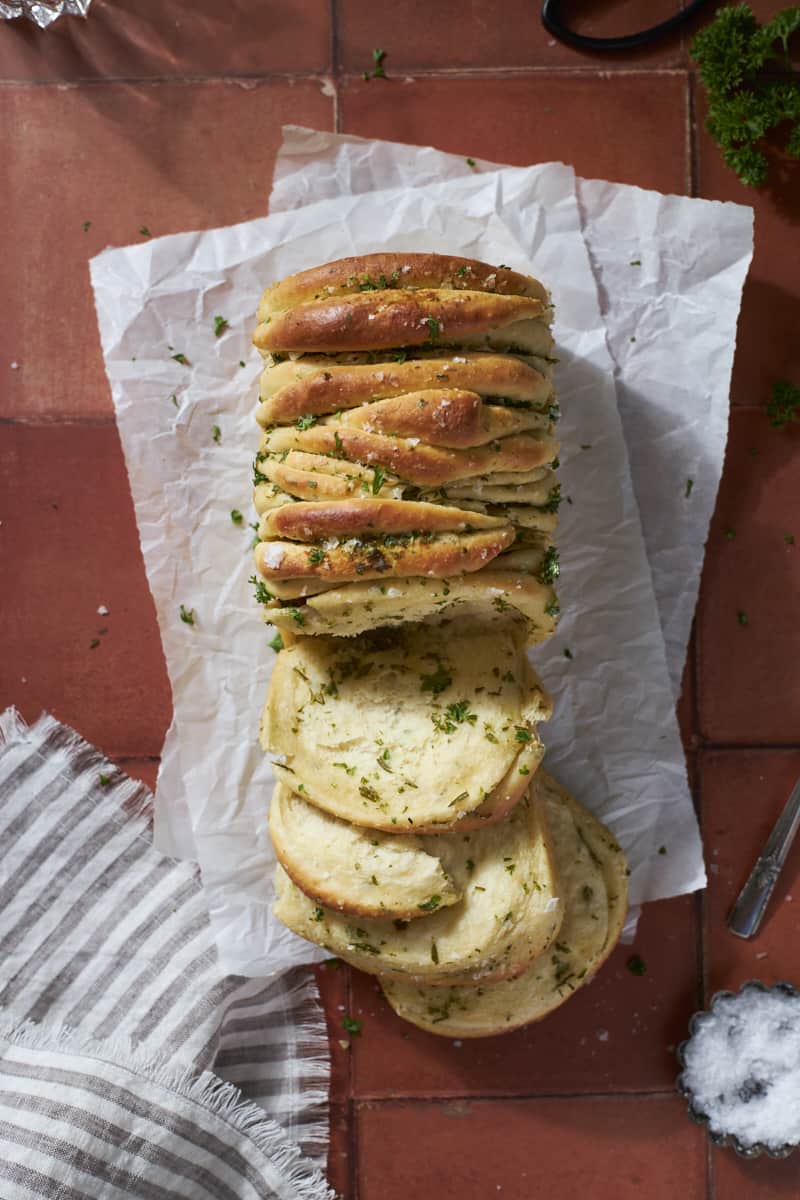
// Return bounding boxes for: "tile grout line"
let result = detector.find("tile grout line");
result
[329,0,342,134]
[0,66,696,89]
[351,1088,683,1105]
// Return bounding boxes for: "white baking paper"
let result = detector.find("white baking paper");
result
[270,127,755,698]
[90,154,748,976]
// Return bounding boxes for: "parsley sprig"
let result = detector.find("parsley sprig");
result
[691,5,800,187]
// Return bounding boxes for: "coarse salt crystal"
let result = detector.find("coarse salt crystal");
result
[405,437,420,447]
[10,362,19,370]
[544,897,560,913]
[374,372,384,381]
[597,1029,609,1042]
[262,544,285,568]
[681,988,800,1150]
[97,605,109,616]
[452,356,466,363]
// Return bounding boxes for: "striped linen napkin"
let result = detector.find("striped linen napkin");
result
[0,708,335,1199]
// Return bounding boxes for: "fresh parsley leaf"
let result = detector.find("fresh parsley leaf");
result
[98,773,112,787]
[766,379,800,428]
[466,157,477,169]
[418,896,441,912]
[363,47,388,80]
[89,638,100,650]
[629,259,641,266]
[537,545,560,585]
[213,315,229,338]
[685,478,694,498]
[211,424,221,444]
[342,1015,362,1035]
[737,609,749,627]
[82,220,91,232]
[371,465,386,495]
[295,413,317,431]
[249,575,272,606]
[725,527,736,540]
[425,316,440,341]
[269,631,284,652]
[514,727,533,743]
[179,604,195,626]
[420,663,452,696]
[171,352,189,366]
[140,225,151,237]
[626,954,647,976]
[230,509,243,525]
[563,647,573,660]
[785,534,796,545]
[691,6,800,187]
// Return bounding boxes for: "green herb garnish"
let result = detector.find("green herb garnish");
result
[231,509,243,525]
[766,378,800,428]
[418,896,441,912]
[179,604,195,625]
[685,478,694,498]
[295,413,317,431]
[626,954,647,976]
[213,315,229,338]
[737,609,749,626]
[140,225,151,237]
[537,545,560,584]
[371,465,386,495]
[420,663,452,696]
[82,221,91,232]
[691,5,800,187]
[342,1015,362,1036]
[98,773,112,787]
[171,352,189,366]
[425,317,440,342]
[466,157,477,169]
[212,424,221,444]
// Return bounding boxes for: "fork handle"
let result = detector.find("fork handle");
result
[727,775,800,939]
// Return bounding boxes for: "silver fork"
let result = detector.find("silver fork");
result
[728,773,800,939]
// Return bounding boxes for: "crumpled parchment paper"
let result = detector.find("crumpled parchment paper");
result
[90,146,751,975]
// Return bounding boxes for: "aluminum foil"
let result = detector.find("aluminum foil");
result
[0,0,91,28]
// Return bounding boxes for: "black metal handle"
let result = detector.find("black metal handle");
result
[541,0,712,52]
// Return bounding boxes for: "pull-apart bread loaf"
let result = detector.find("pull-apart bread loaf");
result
[249,253,628,1038]
[261,623,551,832]
[273,780,562,986]
[380,773,629,1036]
[251,254,561,640]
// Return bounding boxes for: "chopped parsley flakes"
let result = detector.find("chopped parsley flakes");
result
[179,604,195,626]
[213,315,229,338]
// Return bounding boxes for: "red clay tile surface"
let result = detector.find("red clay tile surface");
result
[341,73,690,193]
[4,3,800,1196]
[0,79,333,421]
[0,0,331,80]
[357,1096,707,1199]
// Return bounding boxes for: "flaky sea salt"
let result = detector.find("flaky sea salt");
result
[681,988,800,1150]
[262,544,285,569]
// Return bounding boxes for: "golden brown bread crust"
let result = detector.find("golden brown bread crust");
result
[262,426,559,488]
[257,253,549,322]
[255,453,399,509]
[253,289,549,354]
[261,498,509,541]
[330,392,548,448]
[257,353,553,426]
[254,526,515,584]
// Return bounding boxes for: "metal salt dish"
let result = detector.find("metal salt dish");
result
[676,980,800,1160]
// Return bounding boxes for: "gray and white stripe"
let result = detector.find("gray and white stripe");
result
[0,709,332,1196]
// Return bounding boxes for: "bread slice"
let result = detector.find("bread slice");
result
[269,781,463,919]
[272,781,562,984]
[257,352,553,428]
[260,623,550,831]
[265,571,559,642]
[380,773,629,1036]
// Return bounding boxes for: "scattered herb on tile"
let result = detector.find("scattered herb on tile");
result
[179,604,195,626]
[626,954,647,976]
[691,4,800,187]
[725,528,736,540]
[766,378,800,428]
[212,424,221,444]
[785,534,796,545]
[342,1015,362,1036]
[363,46,388,80]
[737,609,749,627]
[213,315,229,338]
[685,478,694,498]
[89,638,100,649]
[140,226,151,237]
[82,221,91,232]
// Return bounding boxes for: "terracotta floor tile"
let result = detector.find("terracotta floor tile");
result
[700,749,800,998]
[0,80,332,421]
[696,409,800,744]
[341,73,689,194]
[337,0,686,71]
[357,1096,707,1200]
[113,756,159,789]
[350,894,699,1098]
[311,960,353,1195]
[0,0,331,81]
[713,1144,800,1199]
[0,423,172,756]
[693,79,800,407]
